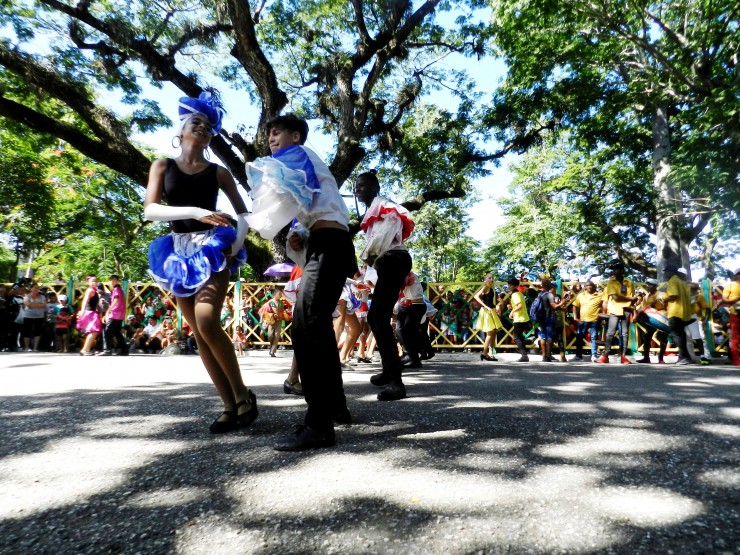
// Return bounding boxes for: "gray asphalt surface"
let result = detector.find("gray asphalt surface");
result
[0,349,738,555]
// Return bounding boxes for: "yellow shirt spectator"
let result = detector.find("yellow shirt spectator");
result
[724,281,740,315]
[510,291,530,323]
[604,276,635,316]
[573,290,602,322]
[665,275,692,321]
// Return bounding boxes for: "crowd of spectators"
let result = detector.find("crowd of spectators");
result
[1,266,737,365]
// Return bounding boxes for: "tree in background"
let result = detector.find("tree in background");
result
[487,0,739,279]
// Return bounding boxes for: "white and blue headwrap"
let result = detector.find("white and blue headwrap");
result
[178,92,225,135]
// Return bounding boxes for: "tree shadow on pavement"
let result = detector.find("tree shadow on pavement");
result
[0,359,737,554]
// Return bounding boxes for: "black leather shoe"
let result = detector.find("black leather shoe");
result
[209,410,238,434]
[402,359,422,369]
[333,406,352,424]
[274,425,336,451]
[235,391,258,428]
[516,355,529,362]
[370,372,391,387]
[377,381,407,401]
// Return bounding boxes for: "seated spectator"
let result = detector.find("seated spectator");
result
[160,318,178,349]
[233,325,249,356]
[133,316,163,354]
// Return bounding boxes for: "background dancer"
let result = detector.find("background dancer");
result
[144,92,255,434]
[354,171,414,401]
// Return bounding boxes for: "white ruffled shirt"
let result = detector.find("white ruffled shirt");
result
[360,196,409,262]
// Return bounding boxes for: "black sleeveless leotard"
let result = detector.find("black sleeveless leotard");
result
[163,159,219,233]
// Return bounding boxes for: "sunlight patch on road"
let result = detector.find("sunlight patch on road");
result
[545,381,602,393]
[696,469,740,489]
[694,423,740,438]
[126,487,209,509]
[398,429,467,440]
[232,456,701,553]
[0,437,191,516]
[536,427,687,461]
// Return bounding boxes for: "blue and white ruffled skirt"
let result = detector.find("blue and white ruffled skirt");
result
[148,226,247,297]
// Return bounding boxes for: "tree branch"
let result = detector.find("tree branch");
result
[0,94,150,186]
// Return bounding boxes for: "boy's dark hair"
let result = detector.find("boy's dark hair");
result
[265,113,309,145]
[110,274,120,280]
[59,306,69,314]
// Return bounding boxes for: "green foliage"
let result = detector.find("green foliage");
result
[405,200,481,282]
[0,124,55,254]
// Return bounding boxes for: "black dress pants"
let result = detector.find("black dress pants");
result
[397,303,427,362]
[668,317,690,360]
[367,249,412,382]
[293,228,357,432]
[103,319,126,353]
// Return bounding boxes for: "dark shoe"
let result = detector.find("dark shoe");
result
[274,425,336,451]
[357,357,373,364]
[235,391,258,428]
[516,355,529,362]
[636,357,650,364]
[269,352,276,357]
[209,410,238,434]
[370,372,390,387]
[378,381,407,401]
[96,351,112,356]
[283,379,304,396]
[402,359,422,369]
[480,354,497,361]
[333,406,352,424]
[424,351,436,360]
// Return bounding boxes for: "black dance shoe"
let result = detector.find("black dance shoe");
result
[377,381,407,401]
[236,390,259,428]
[402,359,422,369]
[283,379,304,396]
[209,410,238,434]
[274,425,336,451]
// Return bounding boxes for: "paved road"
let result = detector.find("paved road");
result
[0,350,738,554]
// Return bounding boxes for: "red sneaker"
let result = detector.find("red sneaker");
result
[620,356,632,365]
[597,355,609,364]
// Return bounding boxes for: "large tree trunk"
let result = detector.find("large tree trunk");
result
[653,104,687,281]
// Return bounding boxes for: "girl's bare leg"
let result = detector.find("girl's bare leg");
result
[340,313,361,363]
[83,332,98,353]
[178,270,251,420]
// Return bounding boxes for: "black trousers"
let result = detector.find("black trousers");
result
[293,228,357,432]
[668,317,690,360]
[419,317,433,356]
[642,326,668,360]
[367,249,412,382]
[397,303,427,362]
[512,322,529,355]
[103,319,126,352]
